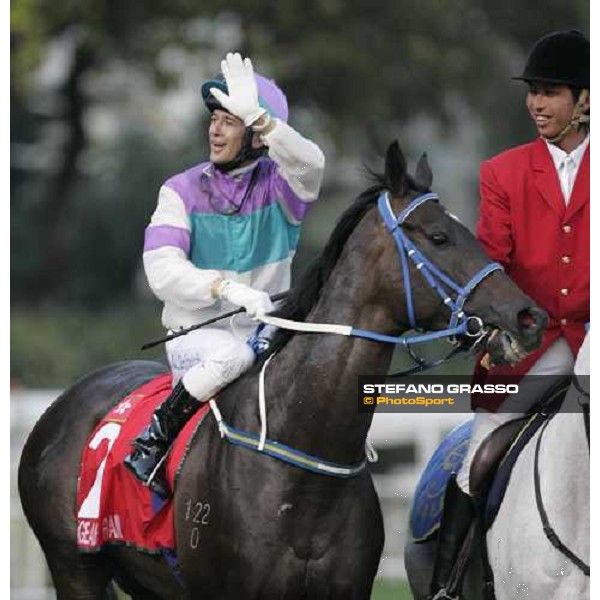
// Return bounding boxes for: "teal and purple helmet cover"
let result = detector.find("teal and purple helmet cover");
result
[201,72,289,122]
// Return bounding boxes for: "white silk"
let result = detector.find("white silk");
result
[262,119,325,203]
[167,328,255,400]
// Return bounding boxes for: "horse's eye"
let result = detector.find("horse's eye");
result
[429,232,449,246]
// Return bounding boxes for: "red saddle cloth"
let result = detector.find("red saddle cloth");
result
[76,373,210,554]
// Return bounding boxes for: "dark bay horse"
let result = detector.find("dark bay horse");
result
[19,142,545,600]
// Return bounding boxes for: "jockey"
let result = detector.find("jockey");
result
[429,31,589,600]
[125,52,325,498]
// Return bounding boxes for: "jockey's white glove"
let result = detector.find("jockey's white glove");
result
[215,280,274,318]
[209,53,266,126]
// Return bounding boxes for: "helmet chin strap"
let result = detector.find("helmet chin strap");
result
[543,88,590,144]
[214,128,267,172]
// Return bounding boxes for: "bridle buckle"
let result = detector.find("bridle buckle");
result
[465,316,485,337]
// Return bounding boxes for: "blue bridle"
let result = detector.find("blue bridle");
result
[350,191,503,346]
[206,190,505,481]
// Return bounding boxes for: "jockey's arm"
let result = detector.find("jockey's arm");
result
[142,185,221,311]
[258,118,326,222]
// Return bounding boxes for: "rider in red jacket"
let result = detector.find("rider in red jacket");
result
[429,30,589,600]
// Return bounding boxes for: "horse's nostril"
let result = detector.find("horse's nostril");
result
[518,309,537,329]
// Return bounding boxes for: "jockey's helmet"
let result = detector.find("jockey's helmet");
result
[513,30,589,89]
[201,73,289,122]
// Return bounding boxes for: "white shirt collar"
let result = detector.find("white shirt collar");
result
[545,134,589,172]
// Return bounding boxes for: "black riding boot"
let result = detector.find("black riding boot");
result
[428,475,476,600]
[124,381,199,499]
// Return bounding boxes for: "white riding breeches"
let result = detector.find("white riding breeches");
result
[165,327,255,402]
[456,337,575,494]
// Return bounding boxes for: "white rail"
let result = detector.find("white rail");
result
[11,390,61,600]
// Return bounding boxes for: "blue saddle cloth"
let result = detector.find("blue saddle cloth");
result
[410,419,472,542]
[410,410,561,543]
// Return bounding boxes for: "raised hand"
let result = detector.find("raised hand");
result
[209,52,266,126]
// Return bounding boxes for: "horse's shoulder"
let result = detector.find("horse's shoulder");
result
[213,368,259,423]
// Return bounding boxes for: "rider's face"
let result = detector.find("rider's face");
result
[209,109,245,164]
[526,83,589,149]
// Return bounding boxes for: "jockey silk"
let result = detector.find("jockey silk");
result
[143,120,324,335]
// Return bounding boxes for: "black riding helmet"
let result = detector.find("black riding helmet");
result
[513,29,589,89]
[514,30,589,143]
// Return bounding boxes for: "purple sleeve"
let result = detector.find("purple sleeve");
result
[144,225,190,254]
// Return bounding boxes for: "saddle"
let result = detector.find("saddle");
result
[472,376,570,530]
[410,376,570,543]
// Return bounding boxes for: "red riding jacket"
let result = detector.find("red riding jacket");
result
[472,137,590,411]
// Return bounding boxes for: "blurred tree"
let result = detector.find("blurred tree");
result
[10,0,588,384]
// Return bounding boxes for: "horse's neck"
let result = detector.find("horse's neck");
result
[539,409,589,531]
[518,356,590,575]
[264,239,400,464]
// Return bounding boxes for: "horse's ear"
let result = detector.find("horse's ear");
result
[385,140,407,196]
[415,152,433,190]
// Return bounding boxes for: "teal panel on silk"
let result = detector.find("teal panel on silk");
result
[189,202,300,272]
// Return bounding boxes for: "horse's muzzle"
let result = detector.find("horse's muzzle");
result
[516,306,548,351]
[483,306,547,367]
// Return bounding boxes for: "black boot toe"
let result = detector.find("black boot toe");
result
[124,448,171,499]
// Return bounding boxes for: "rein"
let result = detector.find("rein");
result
[207,191,504,478]
[533,413,590,576]
[140,292,289,350]
[572,374,590,451]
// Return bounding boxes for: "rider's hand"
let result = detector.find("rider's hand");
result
[216,280,274,318]
[209,53,266,126]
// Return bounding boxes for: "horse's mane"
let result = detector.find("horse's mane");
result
[257,169,424,364]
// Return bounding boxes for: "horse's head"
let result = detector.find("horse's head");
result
[373,141,546,366]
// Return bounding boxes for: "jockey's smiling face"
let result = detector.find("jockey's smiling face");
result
[209,109,246,164]
[526,83,589,144]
